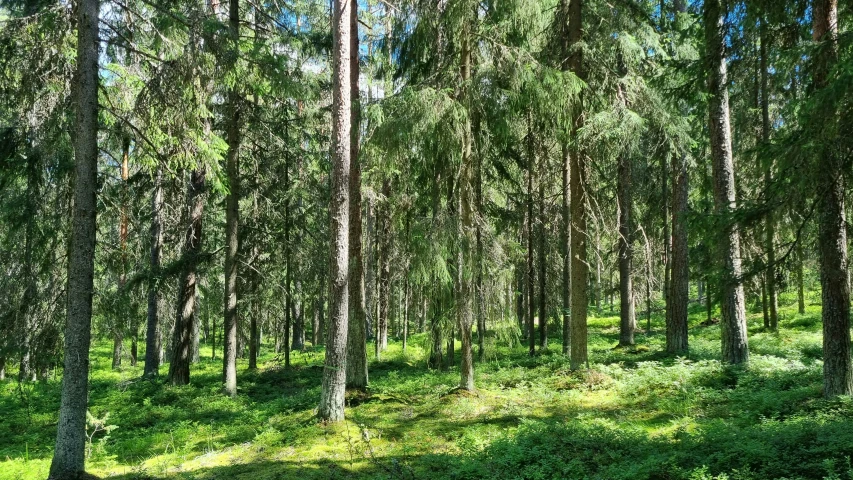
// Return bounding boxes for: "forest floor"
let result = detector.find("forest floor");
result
[3,290,853,480]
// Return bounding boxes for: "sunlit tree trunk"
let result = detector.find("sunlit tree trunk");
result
[567,0,588,370]
[49,0,99,474]
[812,0,851,397]
[704,0,748,364]
[318,0,352,422]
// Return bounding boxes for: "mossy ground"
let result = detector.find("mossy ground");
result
[3,288,853,480]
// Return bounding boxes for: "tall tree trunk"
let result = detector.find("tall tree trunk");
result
[760,18,778,331]
[144,166,164,377]
[537,143,547,351]
[666,0,689,355]
[567,0,588,370]
[49,0,98,473]
[812,0,851,397]
[705,0,749,365]
[561,144,571,355]
[617,148,634,347]
[346,0,368,389]
[526,113,536,357]
[292,279,305,351]
[377,179,391,356]
[667,150,689,353]
[169,170,206,386]
[456,12,475,391]
[283,160,292,368]
[796,241,806,314]
[222,0,241,398]
[318,0,352,422]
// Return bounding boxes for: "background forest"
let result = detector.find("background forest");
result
[1,0,853,479]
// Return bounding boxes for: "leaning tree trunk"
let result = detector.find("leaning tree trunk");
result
[169,169,206,386]
[318,0,352,422]
[49,0,98,476]
[567,0,588,371]
[345,0,368,390]
[705,0,748,365]
[812,0,851,397]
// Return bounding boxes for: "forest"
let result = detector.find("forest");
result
[1,0,852,478]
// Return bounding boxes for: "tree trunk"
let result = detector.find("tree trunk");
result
[455,12,475,391]
[667,150,689,353]
[346,0,368,390]
[759,18,779,331]
[144,165,164,377]
[292,279,305,351]
[617,148,634,347]
[561,144,571,355]
[169,169,206,386]
[812,0,851,397]
[537,142,547,351]
[49,0,99,474]
[796,241,806,314]
[526,113,536,357]
[377,179,391,356]
[318,0,352,422]
[222,0,241,398]
[705,0,749,365]
[567,0,588,370]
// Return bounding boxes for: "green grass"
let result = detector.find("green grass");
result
[2,292,852,480]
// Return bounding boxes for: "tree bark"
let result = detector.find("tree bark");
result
[667,150,689,353]
[526,113,536,357]
[346,0,368,390]
[812,0,851,397]
[49,0,99,475]
[537,141,547,351]
[567,0,588,370]
[705,0,749,365]
[796,241,805,314]
[318,0,352,422]
[456,12,475,391]
[377,178,391,356]
[617,147,634,347]
[222,0,241,398]
[169,170,206,386]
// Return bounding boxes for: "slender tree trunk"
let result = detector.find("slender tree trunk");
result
[567,0,588,370]
[169,170,206,386]
[796,241,806,314]
[561,144,571,355]
[346,0,368,390]
[377,179,391,356]
[617,147,634,347]
[537,143,547,351]
[759,18,778,331]
[49,0,98,473]
[455,12,475,390]
[144,165,164,377]
[705,0,749,365]
[292,279,305,351]
[221,0,241,398]
[318,0,352,422]
[526,113,536,357]
[812,0,851,397]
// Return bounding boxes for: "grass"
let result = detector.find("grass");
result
[2,289,852,480]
